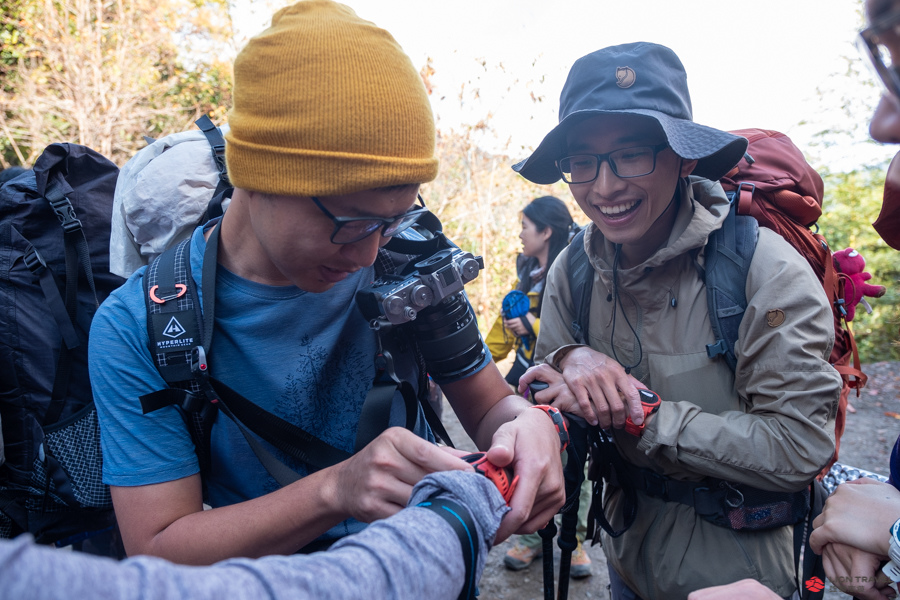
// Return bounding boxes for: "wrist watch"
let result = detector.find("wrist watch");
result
[624,389,662,436]
[889,517,900,564]
[462,452,519,505]
[529,404,569,452]
[881,517,900,594]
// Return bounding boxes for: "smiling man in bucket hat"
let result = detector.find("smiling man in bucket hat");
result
[517,42,840,599]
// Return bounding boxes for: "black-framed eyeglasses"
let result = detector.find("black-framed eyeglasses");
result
[311,194,428,244]
[556,143,669,184]
[858,7,900,101]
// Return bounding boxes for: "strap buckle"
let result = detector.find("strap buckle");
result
[706,339,728,358]
[643,470,669,500]
[23,246,47,274]
[49,196,83,234]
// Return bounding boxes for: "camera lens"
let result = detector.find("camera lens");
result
[412,292,485,380]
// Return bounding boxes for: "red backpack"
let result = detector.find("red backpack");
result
[719,128,866,474]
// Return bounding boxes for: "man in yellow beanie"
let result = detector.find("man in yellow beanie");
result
[88,0,564,565]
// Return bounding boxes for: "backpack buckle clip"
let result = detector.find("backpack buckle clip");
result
[48,196,83,234]
[706,339,728,359]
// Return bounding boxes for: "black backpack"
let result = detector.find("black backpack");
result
[0,143,124,548]
[0,117,230,552]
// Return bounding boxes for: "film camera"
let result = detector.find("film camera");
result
[356,247,486,380]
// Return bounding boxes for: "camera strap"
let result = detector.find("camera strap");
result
[355,326,456,451]
[382,211,449,258]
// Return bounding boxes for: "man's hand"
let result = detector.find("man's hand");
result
[820,542,896,600]
[328,428,473,524]
[687,579,780,600]
[555,346,645,428]
[517,364,577,408]
[484,406,565,542]
[811,478,900,557]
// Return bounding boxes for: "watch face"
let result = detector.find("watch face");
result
[638,388,662,409]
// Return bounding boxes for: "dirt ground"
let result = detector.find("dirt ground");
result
[442,360,900,600]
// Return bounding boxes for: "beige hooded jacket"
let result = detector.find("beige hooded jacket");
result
[535,177,840,600]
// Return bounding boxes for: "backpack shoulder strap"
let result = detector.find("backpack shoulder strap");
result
[704,203,759,371]
[143,238,204,384]
[194,115,231,221]
[566,228,592,345]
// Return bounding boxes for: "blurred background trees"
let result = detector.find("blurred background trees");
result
[0,0,233,166]
[1,0,897,360]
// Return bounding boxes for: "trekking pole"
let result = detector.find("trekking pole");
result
[557,413,589,600]
[539,518,557,600]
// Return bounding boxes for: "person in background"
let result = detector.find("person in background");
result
[487,195,575,388]
[486,196,591,578]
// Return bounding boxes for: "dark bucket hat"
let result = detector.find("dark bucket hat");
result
[513,42,748,184]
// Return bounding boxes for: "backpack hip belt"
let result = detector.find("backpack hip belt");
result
[614,459,810,531]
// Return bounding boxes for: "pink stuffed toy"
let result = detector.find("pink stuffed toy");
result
[833,248,886,321]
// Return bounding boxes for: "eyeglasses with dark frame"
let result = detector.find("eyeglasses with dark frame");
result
[311,194,429,244]
[556,143,669,184]
[858,7,900,101]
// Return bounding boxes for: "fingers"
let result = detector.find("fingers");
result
[809,525,825,555]
[557,347,645,429]
[339,428,471,522]
[502,317,525,336]
[621,377,645,426]
[485,424,515,469]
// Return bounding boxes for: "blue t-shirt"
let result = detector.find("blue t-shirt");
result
[89,223,488,541]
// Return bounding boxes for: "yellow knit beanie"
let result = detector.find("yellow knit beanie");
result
[225,0,438,197]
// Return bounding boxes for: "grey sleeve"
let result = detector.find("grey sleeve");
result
[0,472,509,600]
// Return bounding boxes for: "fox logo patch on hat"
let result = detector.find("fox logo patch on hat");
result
[615,66,636,89]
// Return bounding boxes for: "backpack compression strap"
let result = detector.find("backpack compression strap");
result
[29,167,101,426]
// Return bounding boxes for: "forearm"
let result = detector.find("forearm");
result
[0,473,507,600]
[123,468,345,564]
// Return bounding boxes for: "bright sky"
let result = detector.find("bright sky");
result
[232,0,897,172]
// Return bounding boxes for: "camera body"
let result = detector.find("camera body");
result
[356,246,486,381]
[357,248,483,326]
